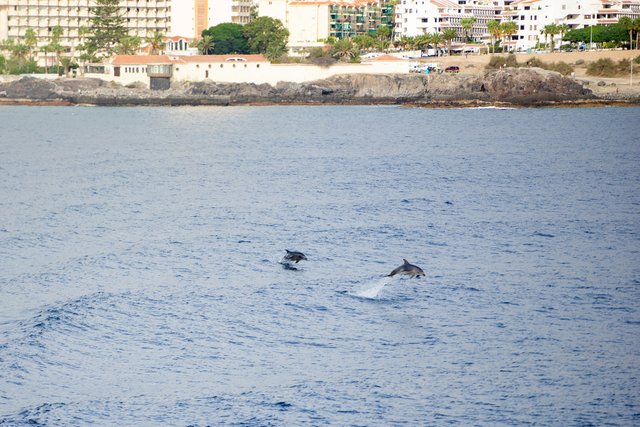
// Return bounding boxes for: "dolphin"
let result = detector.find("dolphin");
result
[284,249,307,263]
[387,259,425,278]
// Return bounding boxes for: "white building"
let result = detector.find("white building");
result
[0,0,253,51]
[503,0,640,51]
[395,0,501,42]
[393,0,640,51]
[257,0,394,55]
[91,53,410,87]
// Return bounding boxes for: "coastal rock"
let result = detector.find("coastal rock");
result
[0,68,603,106]
[480,68,593,103]
[0,77,59,100]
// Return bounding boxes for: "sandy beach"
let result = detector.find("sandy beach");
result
[429,49,640,99]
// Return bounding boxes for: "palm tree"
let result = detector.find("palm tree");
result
[48,25,65,74]
[544,23,560,52]
[10,42,29,61]
[193,35,214,55]
[620,17,633,50]
[398,35,412,51]
[24,28,38,61]
[487,20,501,54]
[376,26,392,42]
[632,17,640,50]
[500,21,518,52]
[115,35,141,55]
[414,33,430,53]
[460,16,477,42]
[431,32,443,55]
[332,38,357,61]
[146,31,165,55]
[557,23,570,50]
[441,28,457,56]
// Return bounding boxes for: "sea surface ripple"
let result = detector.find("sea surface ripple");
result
[1,105,639,426]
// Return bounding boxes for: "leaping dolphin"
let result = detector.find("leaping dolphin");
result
[284,249,307,263]
[387,259,425,278]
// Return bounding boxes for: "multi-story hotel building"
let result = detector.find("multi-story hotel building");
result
[0,0,253,51]
[394,0,501,41]
[0,0,171,50]
[258,0,394,54]
[501,0,640,51]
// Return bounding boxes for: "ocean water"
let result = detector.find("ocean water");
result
[1,105,639,426]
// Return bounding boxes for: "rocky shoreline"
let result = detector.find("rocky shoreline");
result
[1,67,638,107]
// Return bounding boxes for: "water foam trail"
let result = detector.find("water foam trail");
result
[354,277,391,299]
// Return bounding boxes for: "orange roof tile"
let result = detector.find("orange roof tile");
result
[367,54,405,61]
[110,54,270,66]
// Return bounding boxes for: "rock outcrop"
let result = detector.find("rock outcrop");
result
[0,68,605,107]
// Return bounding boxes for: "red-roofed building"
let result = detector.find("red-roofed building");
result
[87,53,411,88]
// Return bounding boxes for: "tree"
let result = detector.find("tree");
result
[376,25,391,41]
[47,25,65,74]
[354,34,377,51]
[76,26,94,67]
[500,21,518,52]
[441,28,457,56]
[544,23,559,52]
[634,18,640,50]
[243,17,289,60]
[431,32,443,54]
[460,16,477,42]
[193,35,215,55]
[620,17,634,49]
[24,28,38,60]
[396,35,412,51]
[115,35,141,55]
[414,34,430,52]
[487,20,501,53]
[558,23,570,48]
[331,38,357,61]
[202,23,249,54]
[147,31,165,55]
[86,0,128,57]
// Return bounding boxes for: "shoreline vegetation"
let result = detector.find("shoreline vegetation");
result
[1,51,639,108]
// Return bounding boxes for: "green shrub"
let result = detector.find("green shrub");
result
[485,53,518,70]
[523,58,574,75]
[547,61,574,76]
[525,57,545,68]
[617,58,631,73]
[587,58,633,76]
[634,55,640,65]
[587,58,618,76]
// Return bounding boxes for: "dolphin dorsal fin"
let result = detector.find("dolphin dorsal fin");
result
[403,259,409,264]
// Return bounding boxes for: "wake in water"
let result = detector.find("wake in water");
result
[279,260,301,271]
[353,277,393,299]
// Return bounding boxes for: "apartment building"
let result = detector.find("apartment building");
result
[503,0,640,51]
[0,0,173,50]
[394,0,501,41]
[0,0,253,51]
[258,0,394,54]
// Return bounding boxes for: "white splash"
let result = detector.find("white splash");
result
[354,277,391,299]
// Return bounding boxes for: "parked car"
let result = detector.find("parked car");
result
[444,66,460,74]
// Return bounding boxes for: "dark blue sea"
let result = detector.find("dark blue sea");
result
[1,105,639,426]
